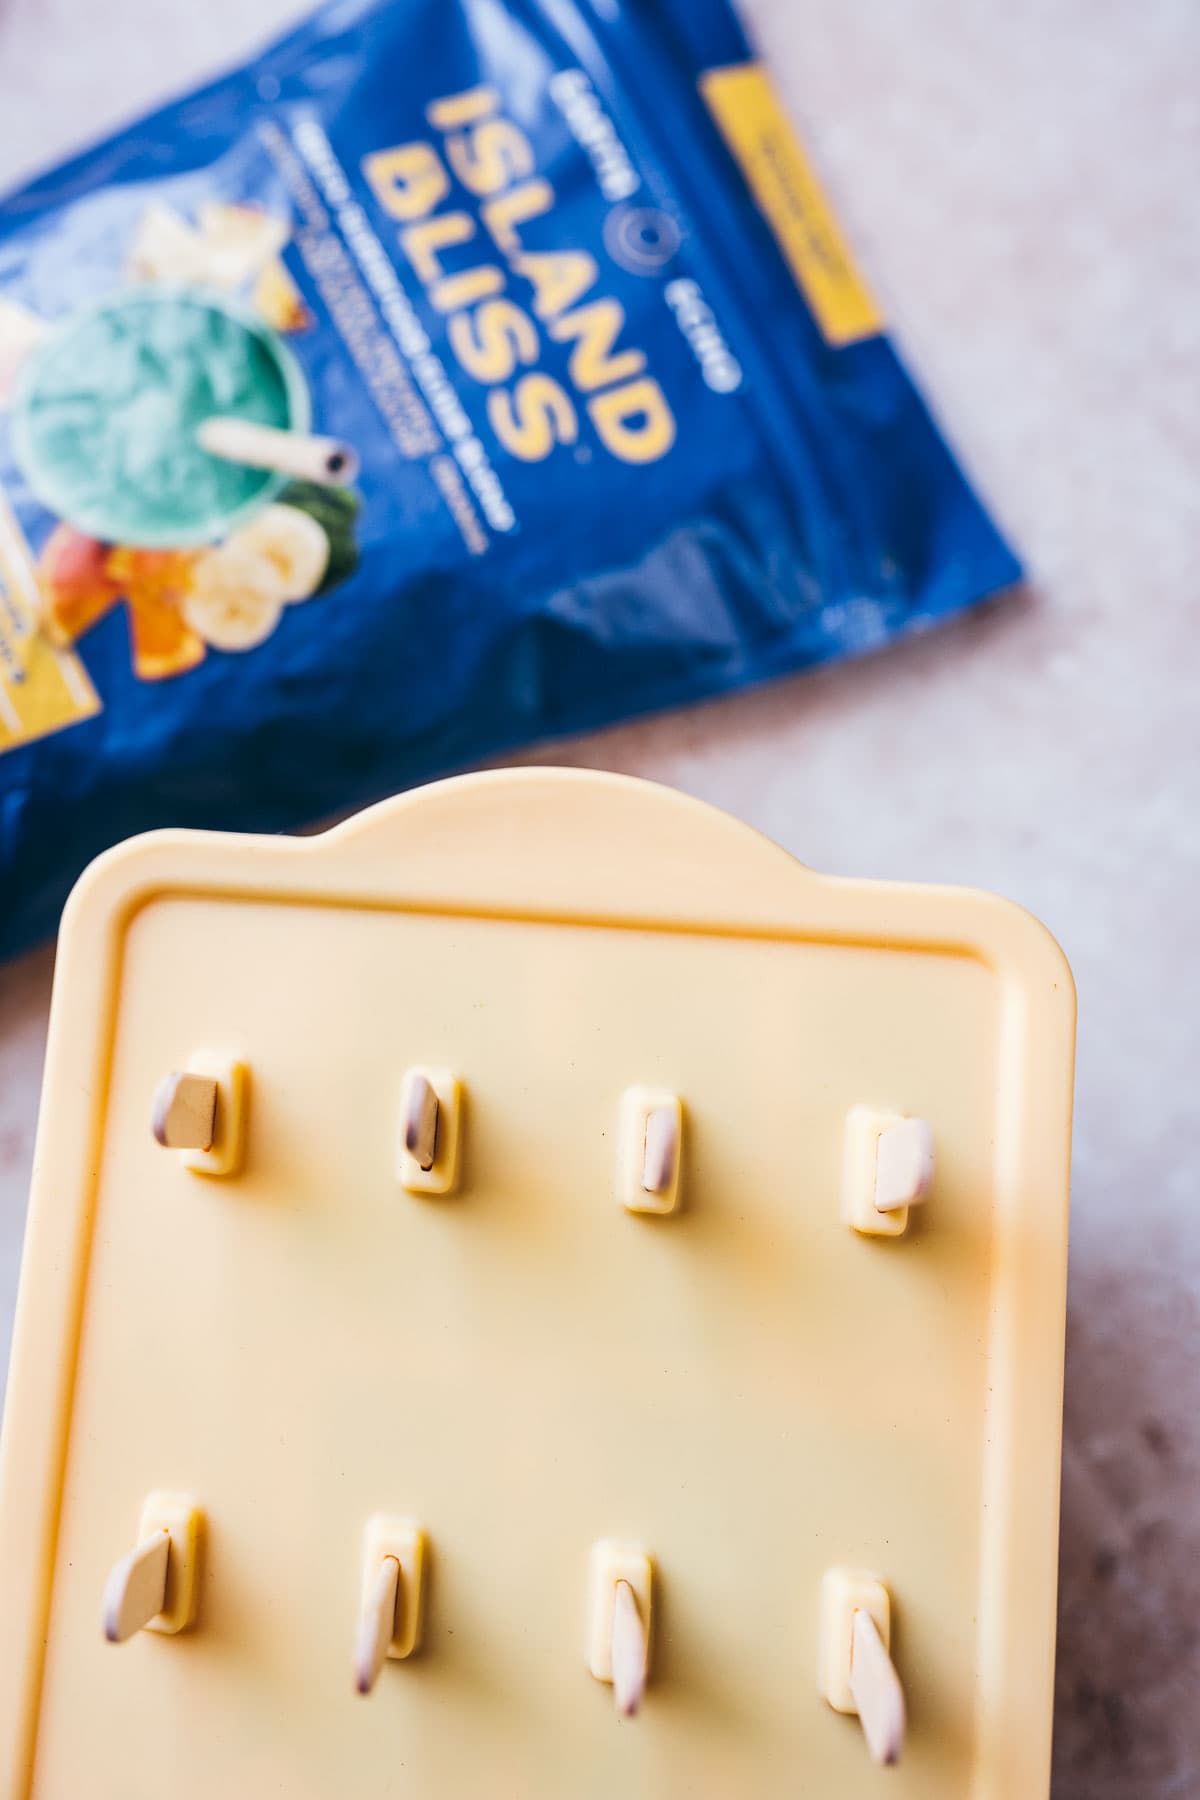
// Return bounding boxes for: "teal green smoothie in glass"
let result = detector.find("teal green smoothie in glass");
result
[13,288,310,548]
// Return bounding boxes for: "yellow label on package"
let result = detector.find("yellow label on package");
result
[700,63,883,348]
[0,490,100,751]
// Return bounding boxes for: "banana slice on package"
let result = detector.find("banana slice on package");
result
[228,504,329,603]
[182,545,285,651]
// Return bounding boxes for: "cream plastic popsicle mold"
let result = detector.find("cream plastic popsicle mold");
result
[0,769,1075,1798]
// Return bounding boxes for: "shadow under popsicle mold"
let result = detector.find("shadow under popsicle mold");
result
[1051,1261,1200,1799]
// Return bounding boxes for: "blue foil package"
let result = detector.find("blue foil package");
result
[0,0,1019,958]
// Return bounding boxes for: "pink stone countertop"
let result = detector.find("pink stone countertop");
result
[1,2,1196,1794]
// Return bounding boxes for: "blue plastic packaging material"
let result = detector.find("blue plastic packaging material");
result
[0,0,1019,958]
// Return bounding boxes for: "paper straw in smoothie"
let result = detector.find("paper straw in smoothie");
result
[197,417,358,486]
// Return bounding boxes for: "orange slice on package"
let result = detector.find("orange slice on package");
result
[124,590,206,681]
[107,547,207,681]
[252,258,313,333]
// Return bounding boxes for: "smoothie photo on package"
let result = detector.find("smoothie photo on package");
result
[0,0,1020,958]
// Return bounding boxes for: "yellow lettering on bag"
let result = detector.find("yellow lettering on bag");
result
[448,300,540,384]
[549,298,644,393]
[428,264,505,314]
[426,86,500,130]
[588,378,676,464]
[446,120,536,198]
[512,250,597,320]
[481,180,555,256]
[400,212,476,283]
[488,374,578,461]
[362,142,449,223]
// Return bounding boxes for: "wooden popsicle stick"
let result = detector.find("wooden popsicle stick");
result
[874,1118,934,1213]
[611,1578,648,1717]
[404,1076,440,1173]
[196,416,359,486]
[354,1556,401,1695]
[850,1607,906,1765]
[103,1529,170,1643]
[152,1072,218,1151]
[641,1106,678,1196]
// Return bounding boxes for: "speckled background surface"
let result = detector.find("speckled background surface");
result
[1,2,1197,1793]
